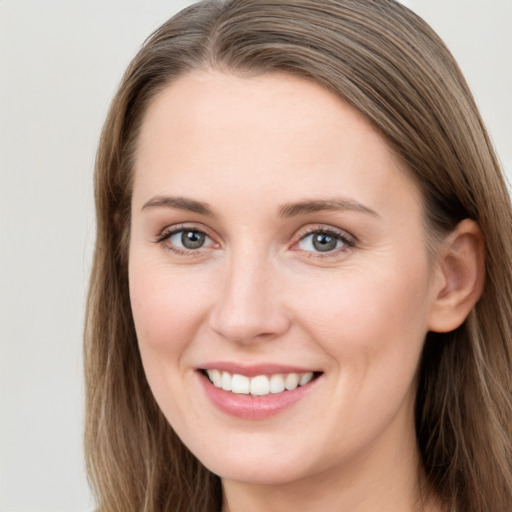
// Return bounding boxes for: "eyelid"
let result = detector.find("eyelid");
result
[291,224,356,255]
[154,223,219,254]
[155,221,213,240]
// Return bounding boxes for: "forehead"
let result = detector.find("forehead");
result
[132,70,419,214]
[136,69,388,163]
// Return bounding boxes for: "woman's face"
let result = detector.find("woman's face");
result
[129,71,442,486]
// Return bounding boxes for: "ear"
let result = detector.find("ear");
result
[428,219,485,333]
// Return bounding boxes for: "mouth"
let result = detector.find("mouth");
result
[197,365,323,419]
[200,368,322,396]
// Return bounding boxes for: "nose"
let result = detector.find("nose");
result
[208,251,292,344]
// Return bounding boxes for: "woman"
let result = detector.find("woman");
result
[84,1,512,511]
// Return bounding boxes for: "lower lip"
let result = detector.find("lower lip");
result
[198,372,319,420]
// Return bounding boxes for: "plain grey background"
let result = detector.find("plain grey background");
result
[0,1,510,511]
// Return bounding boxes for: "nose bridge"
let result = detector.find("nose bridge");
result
[209,245,290,343]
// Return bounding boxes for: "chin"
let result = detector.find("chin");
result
[188,438,319,486]
[207,458,308,486]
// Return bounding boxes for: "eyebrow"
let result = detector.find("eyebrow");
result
[141,195,214,216]
[141,195,379,219]
[278,198,380,218]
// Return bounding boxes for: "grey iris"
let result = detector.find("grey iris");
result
[182,230,205,249]
[313,233,337,252]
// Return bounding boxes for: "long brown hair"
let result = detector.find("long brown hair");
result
[84,1,512,510]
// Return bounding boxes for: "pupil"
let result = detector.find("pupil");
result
[313,233,337,252]
[182,230,205,249]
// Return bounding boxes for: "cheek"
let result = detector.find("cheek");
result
[285,260,432,450]
[289,255,432,380]
[305,272,425,326]
[129,257,210,358]
[128,257,213,433]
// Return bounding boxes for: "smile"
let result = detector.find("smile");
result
[205,369,315,396]
[198,364,322,419]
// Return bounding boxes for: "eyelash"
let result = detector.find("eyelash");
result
[293,226,356,258]
[155,224,216,256]
[154,224,356,258]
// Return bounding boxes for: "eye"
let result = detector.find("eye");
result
[297,229,354,253]
[157,226,216,253]
[170,229,208,250]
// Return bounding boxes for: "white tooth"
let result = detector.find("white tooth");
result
[299,372,314,386]
[270,374,285,393]
[231,374,250,394]
[215,370,310,394]
[221,371,232,391]
[250,375,270,396]
[284,373,300,391]
[207,369,222,388]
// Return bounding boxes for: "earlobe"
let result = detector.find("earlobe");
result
[428,219,485,333]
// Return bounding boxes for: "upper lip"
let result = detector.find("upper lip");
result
[199,361,320,377]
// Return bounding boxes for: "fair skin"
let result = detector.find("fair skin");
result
[128,70,483,512]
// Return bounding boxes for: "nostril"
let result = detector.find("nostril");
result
[209,311,291,344]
